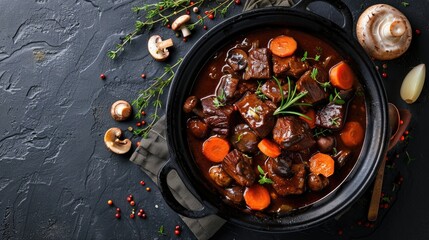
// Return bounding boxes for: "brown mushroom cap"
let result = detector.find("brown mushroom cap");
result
[104,127,132,154]
[171,15,191,31]
[111,100,132,121]
[356,4,412,60]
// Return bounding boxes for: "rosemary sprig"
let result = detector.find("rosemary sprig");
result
[273,76,310,118]
[258,165,274,185]
[132,58,183,137]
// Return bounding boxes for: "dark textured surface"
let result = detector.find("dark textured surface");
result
[1,0,429,239]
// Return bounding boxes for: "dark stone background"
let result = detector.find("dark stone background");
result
[1,0,428,239]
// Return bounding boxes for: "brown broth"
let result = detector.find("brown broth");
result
[186,28,366,214]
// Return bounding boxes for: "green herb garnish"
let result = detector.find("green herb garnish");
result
[273,77,311,118]
[401,1,410,7]
[329,88,345,105]
[258,165,274,185]
[310,68,331,91]
[330,117,340,127]
[313,128,332,138]
[158,225,166,236]
[301,51,321,62]
[213,89,226,108]
[255,81,268,100]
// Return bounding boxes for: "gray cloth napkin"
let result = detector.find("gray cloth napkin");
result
[130,1,295,239]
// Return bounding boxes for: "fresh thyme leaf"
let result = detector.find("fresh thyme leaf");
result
[311,68,318,80]
[301,51,320,62]
[330,117,340,126]
[235,133,244,143]
[332,147,338,155]
[158,225,166,235]
[257,165,274,185]
[313,128,332,138]
[255,81,268,100]
[401,1,409,7]
[273,76,310,116]
[329,88,345,104]
[213,89,226,108]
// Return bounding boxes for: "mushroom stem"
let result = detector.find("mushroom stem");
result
[157,38,174,50]
[115,104,130,118]
[388,20,406,37]
[180,27,191,38]
[115,138,129,145]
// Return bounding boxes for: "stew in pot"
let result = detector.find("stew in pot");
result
[183,28,366,214]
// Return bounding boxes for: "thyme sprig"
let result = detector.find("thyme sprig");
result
[132,58,183,137]
[329,88,345,105]
[108,0,236,59]
[273,76,310,118]
[255,81,268,100]
[301,51,320,62]
[310,68,331,91]
[213,89,226,108]
[186,0,235,30]
[258,165,274,185]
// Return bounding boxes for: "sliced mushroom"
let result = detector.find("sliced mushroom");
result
[356,4,412,60]
[171,15,191,37]
[148,35,174,61]
[111,100,132,121]
[183,96,204,118]
[104,128,132,154]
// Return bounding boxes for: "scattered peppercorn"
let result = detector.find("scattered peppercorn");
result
[136,141,141,147]
[115,213,121,219]
[166,24,171,29]
[175,225,180,230]
[208,14,214,20]
[186,10,190,15]
[382,63,388,69]
[204,10,209,14]
[193,7,199,13]
[141,73,146,78]
[100,73,106,80]
[140,180,146,186]
[400,135,405,141]
[415,29,421,35]
[183,38,187,42]
[203,25,208,30]
[174,229,181,236]
[141,120,146,125]
[136,122,142,127]
[234,0,241,5]
[107,200,113,206]
[146,187,151,192]
[404,130,409,135]
[127,195,133,202]
[141,111,146,116]
[381,72,387,78]
[141,213,147,219]
[130,213,135,219]
[159,6,164,10]
[127,126,133,132]
[190,1,194,5]
[137,211,142,217]
[130,200,136,206]
[400,120,404,125]
[116,208,121,212]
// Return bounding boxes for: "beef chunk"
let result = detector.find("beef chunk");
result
[235,94,276,138]
[272,55,309,78]
[261,79,290,104]
[296,67,328,105]
[222,149,256,187]
[201,96,235,136]
[307,173,329,192]
[315,102,346,130]
[216,74,240,100]
[273,116,316,151]
[243,48,271,80]
[231,124,259,154]
[266,160,306,196]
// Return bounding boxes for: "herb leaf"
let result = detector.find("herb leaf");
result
[258,165,274,185]
[301,51,320,62]
[255,81,268,100]
[273,77,310,116]
[401,1,410,7]
[158,225,166,236]
[329,88,345,105]
[213,89,226,108]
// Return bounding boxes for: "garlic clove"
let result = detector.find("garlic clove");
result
[400,64,426,104]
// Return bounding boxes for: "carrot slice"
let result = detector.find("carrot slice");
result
[202,136,230,163]
[300,109,316,129]
[340,121,364,147]
[309,153,335,177]
[244,184,271,211]
[258,139,281,158]
[269,35,298,57]
[329,61,355,90]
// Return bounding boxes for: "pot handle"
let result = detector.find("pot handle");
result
[158,159,216,218]
[293,0,353,34]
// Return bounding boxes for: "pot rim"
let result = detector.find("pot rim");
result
[163,6,389,232]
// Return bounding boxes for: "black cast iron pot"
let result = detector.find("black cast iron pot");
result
[159,0,388,232]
